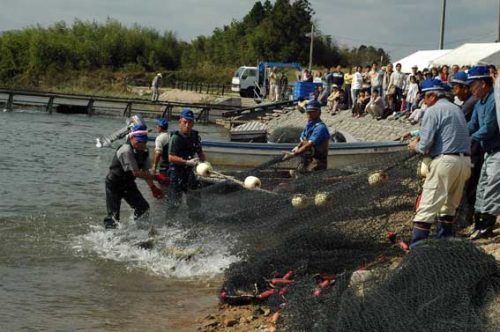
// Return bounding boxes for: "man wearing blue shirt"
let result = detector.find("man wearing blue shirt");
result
[284,100,330,174]
[408,79,471,248]
[467,65,500,239]
[451,72,481,226]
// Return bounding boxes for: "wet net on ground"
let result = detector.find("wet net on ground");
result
[184,150,499,331]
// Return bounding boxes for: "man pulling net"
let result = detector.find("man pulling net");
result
[167,108,207,220]
[283,100,330,175]
[103,124,164,229]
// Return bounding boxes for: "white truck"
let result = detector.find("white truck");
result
[231,66,258,97]
[231,62,302,99]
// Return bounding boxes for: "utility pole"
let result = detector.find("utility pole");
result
[439,0,446,49]
[308,24,314,71]
[498,0,500,42]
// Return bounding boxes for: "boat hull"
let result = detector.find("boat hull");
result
[201,140,407,170]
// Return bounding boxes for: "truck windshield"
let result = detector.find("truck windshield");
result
[234,67,245,78]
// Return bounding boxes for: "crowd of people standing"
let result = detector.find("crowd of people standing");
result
[301,63,500,245]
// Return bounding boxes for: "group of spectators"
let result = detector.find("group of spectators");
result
[299,63,500,246]
[307,63,499,125]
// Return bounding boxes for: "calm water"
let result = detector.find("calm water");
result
[0,110,238,331]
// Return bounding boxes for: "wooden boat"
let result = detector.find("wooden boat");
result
[201,140,407,170]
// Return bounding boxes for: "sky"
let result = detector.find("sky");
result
[1,0,499,61]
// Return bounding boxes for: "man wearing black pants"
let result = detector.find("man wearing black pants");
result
[167,109,207,220]
[104,125,164,229]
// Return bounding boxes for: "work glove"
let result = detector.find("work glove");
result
[291,146,299,153]
[185,158,199,167]
[150,185,164,199]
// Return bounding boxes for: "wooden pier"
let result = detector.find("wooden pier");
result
[0,88,243,124]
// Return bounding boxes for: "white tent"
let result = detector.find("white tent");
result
[393,50,452,73]
[431,43,500,67]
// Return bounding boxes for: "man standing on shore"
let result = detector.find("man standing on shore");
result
[331,65,344,91]
[151,73,162,102]
[450,71,481,227]
[104,125,164,229]
[269,67,279,102]
[167,109,207,219]
[407,79,471,248]
[284,100,330,174]
[369,62,384,96]
[467,65,500,239]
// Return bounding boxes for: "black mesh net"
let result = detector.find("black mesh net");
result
[182,149,499,331]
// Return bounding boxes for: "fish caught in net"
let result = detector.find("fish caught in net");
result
[178,149,499,330]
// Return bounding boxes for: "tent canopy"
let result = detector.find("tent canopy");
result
[431,43,500,67]
[393,50,452,73]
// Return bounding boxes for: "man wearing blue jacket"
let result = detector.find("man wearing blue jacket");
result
[467,65,500,239]
[284,100,330,174]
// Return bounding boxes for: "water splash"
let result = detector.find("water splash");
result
[72,219,239,279]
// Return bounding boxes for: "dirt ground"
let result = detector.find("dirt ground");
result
[128,86,258,107]
[197,210,500,332]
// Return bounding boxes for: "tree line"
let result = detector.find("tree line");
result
[0,0,390,87]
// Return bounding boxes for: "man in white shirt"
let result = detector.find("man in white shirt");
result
[388,63,406,114]
[151,118,170,177]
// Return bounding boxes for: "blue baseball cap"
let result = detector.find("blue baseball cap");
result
[420,79,445,93]
[180,108,194,121]
[306,100,322,112]
[133,134,148,142]
[157,117,168,128]
[450,71,473,86]
[129,124,148,142]
[131,124,147,131]
[467,65,491,80]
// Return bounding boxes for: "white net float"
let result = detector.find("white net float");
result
[368,171,388,186]
[244,176,261,189]
[196,162,213,177]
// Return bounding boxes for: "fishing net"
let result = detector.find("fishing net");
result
[179,149,499,330]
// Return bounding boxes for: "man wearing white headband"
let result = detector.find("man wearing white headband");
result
[103,124,164,229]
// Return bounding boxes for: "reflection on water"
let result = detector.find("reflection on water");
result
[0,111,233,330]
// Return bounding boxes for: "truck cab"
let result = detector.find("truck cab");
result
[231,66,258,97]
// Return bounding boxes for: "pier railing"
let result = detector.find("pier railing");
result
[0,88,242,124]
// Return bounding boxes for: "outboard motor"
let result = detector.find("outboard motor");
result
[96,115,147,148]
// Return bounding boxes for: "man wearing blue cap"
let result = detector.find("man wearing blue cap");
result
[408,79,471,248]
[451,72,481,227]
[451,71,477,121]
[284,100,330,174]
[151,118,170,178]
[467,65,500,239]
[167,108,206,218]
[104,125,164,229]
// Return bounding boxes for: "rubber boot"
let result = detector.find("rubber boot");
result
[104,216,118,229]
[470,213,496,240]
[436,215,454,239]
[410,222,431,249]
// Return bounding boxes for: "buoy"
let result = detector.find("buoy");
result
[196,162,213,177]
[291,194,309,209]
[417,157,432,178]
[244,176,261,189]
[368,171,388,186]
[314,192,331,207]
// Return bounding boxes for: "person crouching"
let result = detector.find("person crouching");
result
[284,100,330,174]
